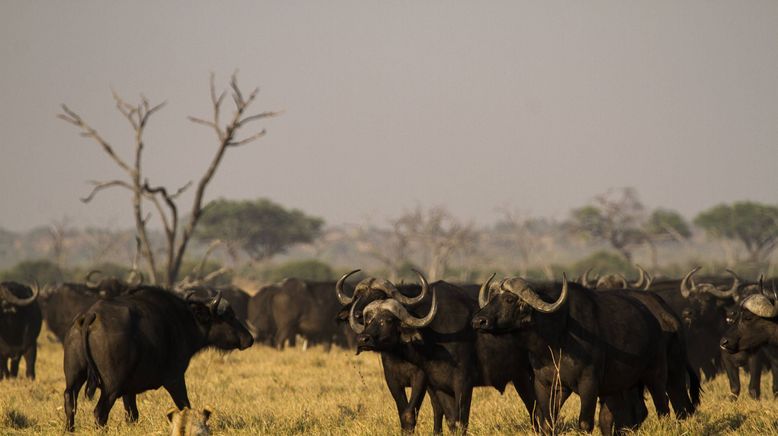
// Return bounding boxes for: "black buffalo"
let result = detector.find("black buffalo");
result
[248,278,353,350]
[0,282,42,379]
[177,285,250,324]
[335,271,439,433]
[721,293,778,356]
[40,273,139,343]
[472,275,685,434]
[63,286,253,431]
[347,272,537,434]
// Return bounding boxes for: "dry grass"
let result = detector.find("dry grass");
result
[3,327,778,435]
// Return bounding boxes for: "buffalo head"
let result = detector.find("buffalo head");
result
[335,269,428,325]
[347,274,436,353]
[721,293,778,354]
[0,282,39,314]
[186,291,253,350]
[471,274,568,332]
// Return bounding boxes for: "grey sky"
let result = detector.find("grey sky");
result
[1,1,776,232]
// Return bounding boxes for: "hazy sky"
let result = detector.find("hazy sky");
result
[1,1,776,232]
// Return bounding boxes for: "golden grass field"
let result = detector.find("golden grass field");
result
[2,327,778,435]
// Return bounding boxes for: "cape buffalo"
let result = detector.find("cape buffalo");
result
[177,285,250,324]
[348,272,537,434]
[40,272,140,342]
[248,278,353,350]
[721,293,778,355]
[335,271,439,433]
[63,286,253,431]
[472,275,674,434]
[0,282,41,380]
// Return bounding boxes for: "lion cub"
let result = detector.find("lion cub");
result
[166,406,213,436]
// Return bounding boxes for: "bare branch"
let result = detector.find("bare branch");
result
[58,105,133,174]
[80,180,133,203]
[228,130,266,147]
[239,111,282,126]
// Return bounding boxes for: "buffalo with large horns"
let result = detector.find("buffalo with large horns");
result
[0,282,42,380]
[471,274,688,434]
[63,286,253,431]
[345,271,537,434]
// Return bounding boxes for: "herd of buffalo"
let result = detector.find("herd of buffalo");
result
[1,264,777,434]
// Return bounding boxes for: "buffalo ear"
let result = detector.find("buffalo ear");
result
[399,325,423,344]
[166,407,177,423]
[189,303,212,324]
[335,308,349,323]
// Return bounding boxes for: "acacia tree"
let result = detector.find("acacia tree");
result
[643,208,691,268]
[59,74,278,286]
[570,188,647,261]
[396,206,476,281]
[195,198,323,264]
[695,201,778,265]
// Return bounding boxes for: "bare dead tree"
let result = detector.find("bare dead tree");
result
[396,206,476,281]
[354,220,411,282]
[59,73,278,286]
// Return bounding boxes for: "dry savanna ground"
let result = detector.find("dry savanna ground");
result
[2,327,778,435]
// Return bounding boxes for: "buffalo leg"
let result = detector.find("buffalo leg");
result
[63,375,86,432]
[429,389,444,435]
[164,378,192,410]
[747,354,763,400]
[9,356,21,377]
[94,391,119,427]
[401,370,428,433]
[643,377,670,418]
[513,374,538,427]
[431,389,458,433]
[23,346,36,379]
[455,386,473,433]
[598,397,615,436]
[771,358,778,398]
[384,370,411,432]
[722,354,741,400]
[533,378,571,434]
[122,395,139,423]
[577,379,599,433]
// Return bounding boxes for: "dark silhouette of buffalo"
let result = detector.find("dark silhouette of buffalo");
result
[62,286,253,431]
[0,282,41,380]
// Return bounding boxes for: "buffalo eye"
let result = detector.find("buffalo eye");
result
[742,313,755,322]
[504,294,517,305]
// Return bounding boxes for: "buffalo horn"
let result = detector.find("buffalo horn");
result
[0,283,38,306]
[742,294,778,318]
[390,270,429,305]
[632,264,652,289]
[336,269,361,305]
[387,287,438,328]
[85,270,103,288]
[503,274,568,313]
[580,268,594,288]
[679,266,702,298]
[478,273,496,308]
[348,301,365,334]
[208,291,223,314]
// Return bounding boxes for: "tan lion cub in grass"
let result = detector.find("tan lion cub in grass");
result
[166,406,212,436]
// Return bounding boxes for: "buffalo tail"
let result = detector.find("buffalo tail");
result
[81,313,102,391]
